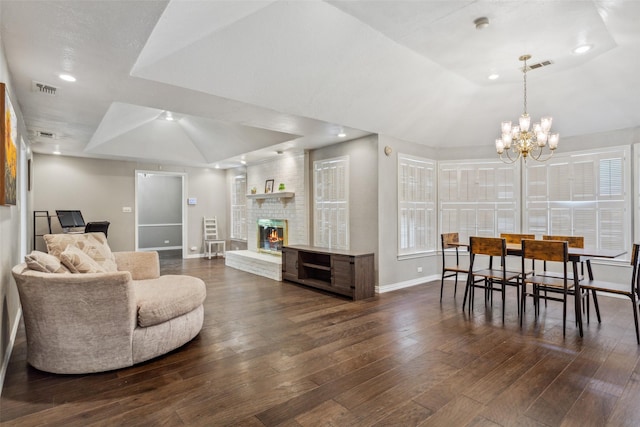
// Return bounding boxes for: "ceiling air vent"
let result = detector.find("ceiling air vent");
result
[31,80,58,96]
[36,130,57,139]
[524,60,553,72]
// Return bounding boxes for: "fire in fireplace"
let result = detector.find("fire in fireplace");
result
[257,219,288,255]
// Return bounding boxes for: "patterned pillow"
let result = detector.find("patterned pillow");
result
[60,245,107,274]
[24,250,69,273]
[44,233,118,272]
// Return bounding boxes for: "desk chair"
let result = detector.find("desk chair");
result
[580,243,640,344]
[84,221,110,238]
[464,236,521,321]
[203,217,225,259]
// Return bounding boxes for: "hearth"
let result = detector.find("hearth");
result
[257,219,288,255]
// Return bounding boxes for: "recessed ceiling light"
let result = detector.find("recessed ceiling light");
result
[240,160,247,165]
[338,132,346,138]
[572,44,592,55]
[53,150,61,155]
[473,17,489,30]
[488,73,500,80]
[164,111,174,121]
[59,74,76,82]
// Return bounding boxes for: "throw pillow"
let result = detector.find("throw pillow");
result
[60,245,107,274]
[44,232,118,272]
[24,250,69,273]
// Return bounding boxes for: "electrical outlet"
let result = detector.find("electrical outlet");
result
[164,240,170,244]
[190,246,197,251]
[122,206,132,213]
[417,267,423,273]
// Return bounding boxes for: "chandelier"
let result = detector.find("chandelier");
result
[495,54,559,163]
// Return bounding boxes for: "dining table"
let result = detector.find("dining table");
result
[451,238,627,336]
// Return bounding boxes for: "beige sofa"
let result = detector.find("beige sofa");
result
[11,233,206,374]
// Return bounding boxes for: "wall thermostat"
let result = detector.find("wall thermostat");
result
[187,197,197,205]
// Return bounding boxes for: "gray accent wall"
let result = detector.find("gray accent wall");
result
[31,154,227,256]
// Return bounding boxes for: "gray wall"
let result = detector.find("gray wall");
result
[377,135,441,290]
[0,17,26,390]
[31,154,227,257]
[309,134,379,254]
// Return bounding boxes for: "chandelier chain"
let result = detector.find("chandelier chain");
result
[523,57,527,114]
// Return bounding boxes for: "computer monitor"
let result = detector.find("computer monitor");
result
[56,210,86,229]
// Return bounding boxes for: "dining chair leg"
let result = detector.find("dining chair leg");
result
[454,274,458,296]
[590,289,601,323]
[573,262,583,338]
[631,296,640,344]
[462,275,470,310]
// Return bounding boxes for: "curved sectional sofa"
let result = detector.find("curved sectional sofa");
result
[11,232,206,374]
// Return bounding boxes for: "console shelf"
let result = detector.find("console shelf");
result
[246,192,295,201]
[282,245,375,300]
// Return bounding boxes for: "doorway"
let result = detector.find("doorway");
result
[135,171,186,257]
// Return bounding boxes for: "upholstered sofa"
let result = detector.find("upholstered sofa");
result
[11,232,206,374]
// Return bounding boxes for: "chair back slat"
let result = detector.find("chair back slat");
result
[500,233,536,244]
[470,236,505,257]
[522,239,568,262]
[441,232,460,250]
[543,235,584,248]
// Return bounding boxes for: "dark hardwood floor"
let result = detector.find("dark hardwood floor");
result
[2,256,640,426]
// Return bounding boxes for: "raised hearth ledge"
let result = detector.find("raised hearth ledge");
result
[225,250,282,281]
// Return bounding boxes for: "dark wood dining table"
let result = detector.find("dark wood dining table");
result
[452,239,627,336]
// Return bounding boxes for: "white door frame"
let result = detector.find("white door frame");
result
[134,170,187,258]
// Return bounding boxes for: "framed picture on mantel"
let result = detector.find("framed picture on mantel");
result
[265,179,274,194]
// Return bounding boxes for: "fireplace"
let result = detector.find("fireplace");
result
[257,219,288,255]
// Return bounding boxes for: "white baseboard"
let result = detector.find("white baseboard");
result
[378,274,440,293]
[0,307,22,396]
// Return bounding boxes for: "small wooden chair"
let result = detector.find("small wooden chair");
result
[500,232,535,277]
[440,233,468,300]
[463,237,521,321]
[521,239,583,337]
[203,217,225,259]
[580,243,640,344]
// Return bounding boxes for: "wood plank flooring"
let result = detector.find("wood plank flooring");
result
[2,256,640,426]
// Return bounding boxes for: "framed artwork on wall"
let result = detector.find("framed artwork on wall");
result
[265,179,274,194]
[0,83,17,205]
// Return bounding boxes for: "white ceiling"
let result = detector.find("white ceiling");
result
[1,0,639,168]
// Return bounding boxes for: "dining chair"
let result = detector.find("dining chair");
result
[463,236,521,320]
[521,239,583,337]
[500,233,536,277]
[440,232,467,300]
[542,235,585,281]
[580,243,640,344]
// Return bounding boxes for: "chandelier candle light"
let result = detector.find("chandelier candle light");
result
[495,54,559,163]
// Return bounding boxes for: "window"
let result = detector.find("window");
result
[314,156,349,249]
[439,160,520,243]
[230,174,247,240]
[398,154,436,256]
[524,146,630,254]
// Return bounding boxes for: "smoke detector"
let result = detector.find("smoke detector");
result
[31,80,58,96]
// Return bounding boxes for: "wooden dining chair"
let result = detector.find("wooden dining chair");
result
[440,233,468,300]
[521,239,583,337]
[580,243,640,344]
[500,233,535,271]
[542,235,585,281]
[501,233,536,244]
[463,237,521,321]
